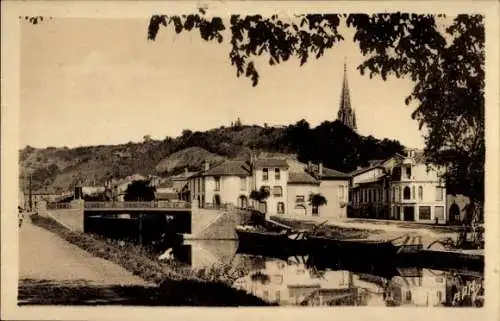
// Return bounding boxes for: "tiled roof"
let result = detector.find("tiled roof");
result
[288,172,319,185]
[308,164,350,179]
[321,167,350,179]
[157,181,173,188]
[253,159,289,169]
[171,171,197,181]
[202,160,251,177]
[349,163,385,177]
[172,180,188,192]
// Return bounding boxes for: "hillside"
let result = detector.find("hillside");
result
[19,120,406,192]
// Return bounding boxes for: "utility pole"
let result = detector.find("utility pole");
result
[138,213,143,246]
[28,173,33,212]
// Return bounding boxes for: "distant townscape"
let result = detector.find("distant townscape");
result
[19,63,470,225]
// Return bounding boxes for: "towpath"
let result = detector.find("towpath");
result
[18,217,154,305]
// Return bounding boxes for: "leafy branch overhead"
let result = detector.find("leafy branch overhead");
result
[148,13,484,200]
[148,13,344,86]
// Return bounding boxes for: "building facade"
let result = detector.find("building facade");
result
[251,159,289,216]
[349,151,447,223]
[188,160,252,209]
[187,158,350,219]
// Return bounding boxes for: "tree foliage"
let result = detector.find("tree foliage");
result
[124,180,156,201]
[308,193,327,208]
[249,186,270,203]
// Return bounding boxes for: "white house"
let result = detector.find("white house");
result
[188,160,252,208]
[389,150,447,223]
[349,150,447,223]
[251,158,289,215]
[187,157,349,219]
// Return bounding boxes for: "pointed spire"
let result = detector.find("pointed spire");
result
[337,58,357,132]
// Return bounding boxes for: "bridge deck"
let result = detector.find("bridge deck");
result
[83,201,192,212]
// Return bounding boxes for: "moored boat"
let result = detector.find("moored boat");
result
[308,234,423,260]
[235,224,309,251]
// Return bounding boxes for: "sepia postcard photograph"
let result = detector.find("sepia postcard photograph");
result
[1,1,499,320]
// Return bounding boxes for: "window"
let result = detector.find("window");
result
[435,206,444,220]
[275,291,281,302]
[296,195,305,203]
[403,186,411,200]
[339,185,345,200]
[240,177,246,191]
[262,168,269,181]
[273,186,283,197]
[392,187,395,201]
[312,206,319,215]
[405,165,412,179]
[275,168,280,180]
[277,202,285,214]
[418,186,423,200]
[262,185,270,194]
[419,206,431,220]
[214,177,221,191]
[435,187,444,201]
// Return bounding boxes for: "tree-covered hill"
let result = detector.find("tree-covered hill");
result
[19,120,405,192]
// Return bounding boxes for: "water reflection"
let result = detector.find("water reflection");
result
[169,241,484,307]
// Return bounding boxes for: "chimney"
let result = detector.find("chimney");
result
[308,161,312,171]
[185,167,189,176]
[357,166,362,170]
[204,161,210,171]
[319,162,323,177]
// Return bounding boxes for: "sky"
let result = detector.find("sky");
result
[20,17,427,149]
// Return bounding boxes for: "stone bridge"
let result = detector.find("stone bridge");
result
[41,200,255,240]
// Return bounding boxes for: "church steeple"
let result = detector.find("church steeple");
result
[337,59,357,131]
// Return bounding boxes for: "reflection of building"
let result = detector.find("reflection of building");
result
[233,259,354,306]
[350,150,448,223]
[384,269,447,307]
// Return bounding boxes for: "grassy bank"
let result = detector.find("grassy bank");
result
[28,214,271,306]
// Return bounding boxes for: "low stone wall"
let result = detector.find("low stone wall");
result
[187,209,252,240]
[47,208,84,232]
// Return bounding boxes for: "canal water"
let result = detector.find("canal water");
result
[167,240,484,307]
[85,217,484,307]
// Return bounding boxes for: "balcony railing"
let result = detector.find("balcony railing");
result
[84,201,191,209]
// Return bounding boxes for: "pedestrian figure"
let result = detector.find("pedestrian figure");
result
[18,206,24,227]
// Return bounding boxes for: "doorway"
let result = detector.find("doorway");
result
[239,195,248,208]
[403,206,415,221]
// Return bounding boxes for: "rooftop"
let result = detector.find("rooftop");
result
[171,171,197,181]
[196,160,252,177]
[288,172,320,185]
[253,159,289,169]
[308,163,350,179]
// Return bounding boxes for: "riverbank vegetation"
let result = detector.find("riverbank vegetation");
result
[28,214,271,306]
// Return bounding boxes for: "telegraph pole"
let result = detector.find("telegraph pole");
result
[28,173,33,212]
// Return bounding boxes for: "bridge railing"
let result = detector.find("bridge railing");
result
[47,203,73,210]
[84,201,191,209]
